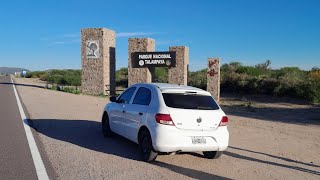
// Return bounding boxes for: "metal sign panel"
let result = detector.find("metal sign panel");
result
[132,52,176,68]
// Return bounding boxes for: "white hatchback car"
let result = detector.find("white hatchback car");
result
[102,83,229,162]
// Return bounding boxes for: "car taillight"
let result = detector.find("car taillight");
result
[219,116,228,126]
[155,114,174,126]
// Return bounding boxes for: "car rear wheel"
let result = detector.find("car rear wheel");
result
[139,130,158,162]
[203,151,223,159]
[102,112,112,138]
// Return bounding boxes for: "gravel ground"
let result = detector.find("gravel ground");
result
[14,78,320,180]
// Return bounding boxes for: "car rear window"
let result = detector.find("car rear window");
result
[162,93,220,110]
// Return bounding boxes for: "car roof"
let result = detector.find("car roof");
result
[133,83,208,93]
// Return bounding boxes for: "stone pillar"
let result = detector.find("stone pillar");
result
[168,46,189,85]
[81,28,116,96]
[207,58,220,102]
[128,38,155,86]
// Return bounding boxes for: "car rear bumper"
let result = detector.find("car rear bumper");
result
[150,125,229,153]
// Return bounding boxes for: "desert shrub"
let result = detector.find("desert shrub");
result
[271,67,307,79]
[46,69,81,86]
[188,69,207,90]
[257,77,279,94]
[229,62,242,68]
[62,86,81,94]
[273,75,301,96]
[255,60,271,71]
[26,71,47,78]
[219,61,320,103]
[295,75,320,103]
[155,67,168,83]
[221,62,240,74]
[26,69,81,86]
[309,68,320,79]
[236,66,264,76]
[116,67,128,87]
[50,84,60,91]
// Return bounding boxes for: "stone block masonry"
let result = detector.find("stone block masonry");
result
[168,46,189,85]
[81,28,116,96]
[128,38,155,86]
[207,58,220,102]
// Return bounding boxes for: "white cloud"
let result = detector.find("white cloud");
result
[47,41,66,46]
[41,32,79,45]
[48,39,79,46]
[53,41,65,44]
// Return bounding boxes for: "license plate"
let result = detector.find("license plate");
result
[191,137,206,144]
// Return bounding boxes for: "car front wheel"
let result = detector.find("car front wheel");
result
[139,130,158,162]
[203,151,223,159]
[102,112,112,138]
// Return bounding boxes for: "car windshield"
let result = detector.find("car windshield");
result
[162,93,220,110]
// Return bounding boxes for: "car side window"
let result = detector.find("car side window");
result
[118,87,136,104]
[132,87,151,106]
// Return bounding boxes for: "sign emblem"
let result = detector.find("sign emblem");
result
[207,59,218,77]
[166,60,171,66]
[196,117,202,123]
[86,40,100,59]
[139,60,145,66]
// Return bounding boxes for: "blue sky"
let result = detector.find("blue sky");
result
[0,0,319,71]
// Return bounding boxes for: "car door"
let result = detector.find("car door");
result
[124,87,152,142]
[109,87,136,137]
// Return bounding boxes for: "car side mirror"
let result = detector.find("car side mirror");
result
[109,96,117,102]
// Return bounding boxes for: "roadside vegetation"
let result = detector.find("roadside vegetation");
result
[26,69,81,94]
[26,69,81,86]
[217,61,319,104]
[25,61,320,103]
[187,61,316,104]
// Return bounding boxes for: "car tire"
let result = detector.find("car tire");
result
[139,130,158,162]
[203,151,223,159]
[102,112,112,138]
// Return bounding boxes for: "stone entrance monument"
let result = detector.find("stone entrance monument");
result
[128,38,155,86]
[207,58,220,102]
[80,28,217,98]
[168,46,189,85]
[81,28,116,96]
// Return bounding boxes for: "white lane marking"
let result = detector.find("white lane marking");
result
[11,77,50,180]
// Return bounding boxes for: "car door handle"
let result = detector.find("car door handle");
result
[138,112,143,116]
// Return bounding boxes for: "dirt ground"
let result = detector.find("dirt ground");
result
[14,78,320,180]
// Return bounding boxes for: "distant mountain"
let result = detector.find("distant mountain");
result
[0,67,29,74]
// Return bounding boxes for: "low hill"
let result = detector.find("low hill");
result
[0,67,29,74]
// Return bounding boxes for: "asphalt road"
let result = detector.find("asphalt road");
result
[0,76,37,180]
